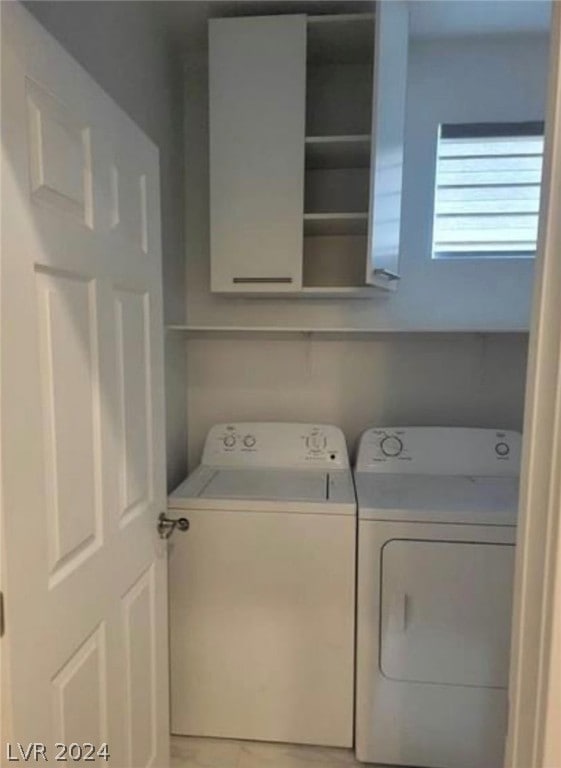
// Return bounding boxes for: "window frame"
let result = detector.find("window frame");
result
[431,120,544,262]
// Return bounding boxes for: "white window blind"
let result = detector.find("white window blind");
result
[432,122,544,259]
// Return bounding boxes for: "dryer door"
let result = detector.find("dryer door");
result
[380,539,514,687]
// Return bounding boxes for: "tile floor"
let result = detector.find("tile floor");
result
[170,736,378,768]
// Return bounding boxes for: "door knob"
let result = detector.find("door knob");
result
[158,512,190,540]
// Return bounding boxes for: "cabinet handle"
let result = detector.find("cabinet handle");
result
[232,277,293,284]
[373,268,401,281]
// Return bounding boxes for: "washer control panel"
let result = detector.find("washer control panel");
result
[356,427,522,476]
[202,423,349,468]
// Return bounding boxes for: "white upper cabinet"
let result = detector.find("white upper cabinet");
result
[209,5,408,296]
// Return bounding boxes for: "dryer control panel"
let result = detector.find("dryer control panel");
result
[356,427,521,476]
[202,422,349,469]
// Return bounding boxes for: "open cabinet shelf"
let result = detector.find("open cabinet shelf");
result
[305,135,371,169]
[303,233,368,288]
[307,13,375,65]
[303,13,374,290]
[303,213,369,236]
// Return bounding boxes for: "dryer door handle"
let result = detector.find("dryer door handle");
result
[392,592,410,632]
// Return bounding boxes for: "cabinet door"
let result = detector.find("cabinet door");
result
[366,2,408,289]
[209,16,306,293]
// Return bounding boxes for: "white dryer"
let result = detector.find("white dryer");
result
[168,422,356,747]
[354,427,521,768]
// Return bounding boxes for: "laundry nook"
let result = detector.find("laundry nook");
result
[2,2,561,768]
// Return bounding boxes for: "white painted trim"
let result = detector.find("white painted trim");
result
[506,4,561,767]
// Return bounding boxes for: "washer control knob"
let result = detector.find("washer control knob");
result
[309,434,327,451]
[380,435,403,457]
[495,441,510,457]
[223,434,236,448]
[243,434,256,448]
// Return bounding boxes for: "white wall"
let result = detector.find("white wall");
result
[185,32,549,331]
[186,333,527,467]
[26,0,189,488]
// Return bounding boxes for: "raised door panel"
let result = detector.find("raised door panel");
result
[209,15,306,293]
[380,539,515,687]
[35,268,103,585]
[122,566,157,768]
[366,1,408,289]
[26,78,94,228]
[114,287,153,528]
[52,625,108,745]
[109,164,149,255]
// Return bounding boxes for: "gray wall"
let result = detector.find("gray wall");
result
[184,32,550,331]
[26,0,189,488]
[182,29,547,464]
[186,333,528,467]
[25,5,544,473]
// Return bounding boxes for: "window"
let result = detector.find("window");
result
[432,122,544,259]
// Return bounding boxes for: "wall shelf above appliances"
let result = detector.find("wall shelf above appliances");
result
[166,326,527,337]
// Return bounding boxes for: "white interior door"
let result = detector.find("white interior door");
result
[1,4,169,765]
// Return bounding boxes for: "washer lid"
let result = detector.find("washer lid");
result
[169,466,356,513]
[200,468,328,502]
[355,473,519,525]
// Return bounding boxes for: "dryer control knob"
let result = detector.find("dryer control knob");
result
[243,434,256,448]
[380,435,403,457]
[495,441,510,457]
[223,434,236,448]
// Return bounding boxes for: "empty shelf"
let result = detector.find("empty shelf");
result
[307,13,375,65]
[304,213,369,236]
[306,135,371,169]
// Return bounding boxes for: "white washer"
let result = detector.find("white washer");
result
[354,427,521,768]
[168,422,356,747]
